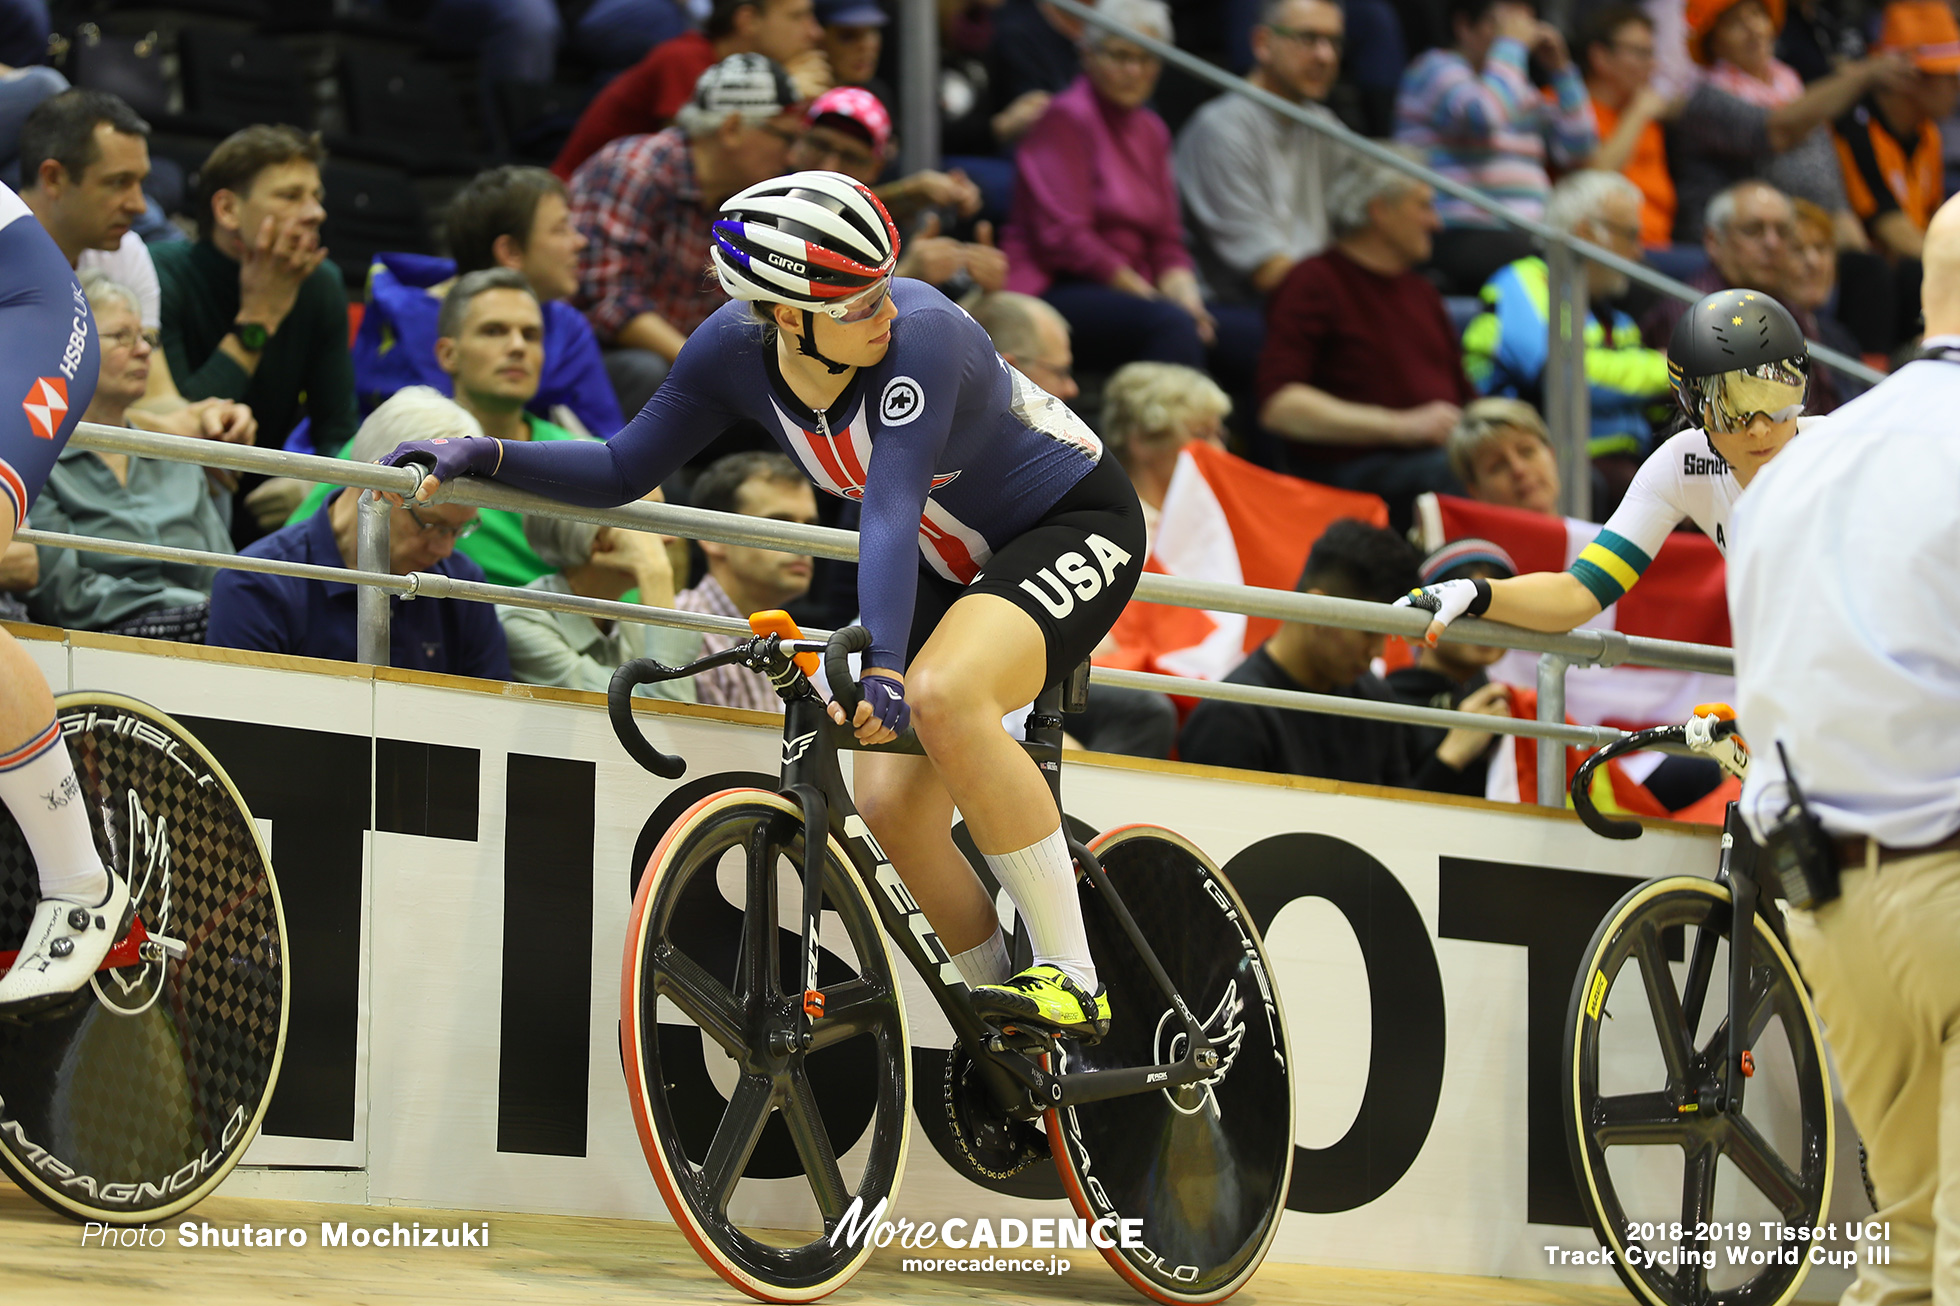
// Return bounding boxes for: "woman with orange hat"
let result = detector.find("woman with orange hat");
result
[1669,0,1911,243]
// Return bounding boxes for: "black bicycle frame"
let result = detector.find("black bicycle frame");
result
[1571,723,1787,1118]
[1682,803,1784,1115]
[610,632,1222,1121]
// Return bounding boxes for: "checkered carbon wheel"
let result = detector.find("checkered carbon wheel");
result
[0,693,288,1224]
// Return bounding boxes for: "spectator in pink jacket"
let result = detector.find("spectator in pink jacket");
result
[1002,0,1247,380]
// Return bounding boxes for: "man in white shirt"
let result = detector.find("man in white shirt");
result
[1175,0,1346,305]
[1727,193,1960,1306]
[16,89,251,444]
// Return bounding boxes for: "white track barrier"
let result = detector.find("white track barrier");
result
[12,628,1867,1294]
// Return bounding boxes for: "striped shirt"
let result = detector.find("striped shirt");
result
[1393,39,1597,227]
[673,573,783,714]
[567,128,722,343]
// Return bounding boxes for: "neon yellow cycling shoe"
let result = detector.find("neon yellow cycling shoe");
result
[971,964,1111,1042]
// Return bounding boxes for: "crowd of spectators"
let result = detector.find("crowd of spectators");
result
[4,0,1951,799]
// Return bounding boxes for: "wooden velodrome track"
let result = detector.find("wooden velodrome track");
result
[0,1183,1640,1306]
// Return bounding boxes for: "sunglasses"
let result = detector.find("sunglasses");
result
[1700,363,1807,433]
[821,273,893,323]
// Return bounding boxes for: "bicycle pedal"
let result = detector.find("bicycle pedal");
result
[990,1024,1063,1057]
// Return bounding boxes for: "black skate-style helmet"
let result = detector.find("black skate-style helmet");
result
[1667,289,1809,434]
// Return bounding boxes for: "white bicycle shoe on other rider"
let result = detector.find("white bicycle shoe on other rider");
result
[0,868,130,1008]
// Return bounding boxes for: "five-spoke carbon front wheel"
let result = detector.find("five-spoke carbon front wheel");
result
[621,790,910,1303]
[1565,876,1832,1306]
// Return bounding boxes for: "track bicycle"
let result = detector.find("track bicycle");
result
[608,614,1294,1304]
[1562,707,1834,1306]
[0,691,288,1224]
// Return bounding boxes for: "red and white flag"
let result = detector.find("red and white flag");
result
[1101,443,1388,683]
[1414,493,1734,732]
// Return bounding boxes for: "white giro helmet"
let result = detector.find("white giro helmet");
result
[711,170,900,315]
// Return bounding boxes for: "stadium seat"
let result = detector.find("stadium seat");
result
[63,24,171,121]
[490,79,594,166]
[174,26,314,137]
[319,159,433,287]
[334,48,489,176]
[99,0,267,19]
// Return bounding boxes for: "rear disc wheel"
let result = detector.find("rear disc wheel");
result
[1046,825,1294,1304]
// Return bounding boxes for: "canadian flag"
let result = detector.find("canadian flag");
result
[1101,443,1388,684]
[21,376,67,441]
[1413,493,1734,732]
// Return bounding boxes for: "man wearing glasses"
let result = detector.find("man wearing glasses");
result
[1175,0,1349,307]
[568,53,804,419]
[206,387,510,678]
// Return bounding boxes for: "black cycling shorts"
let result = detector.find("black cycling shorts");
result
[0,216,97,532]
[904,453,1146,690]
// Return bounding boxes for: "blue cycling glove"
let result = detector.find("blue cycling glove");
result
[377,435,503,492]
[860,675,909,736]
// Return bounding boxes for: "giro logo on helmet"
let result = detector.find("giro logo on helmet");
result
[766,252,805,274]
[880,377,924,426]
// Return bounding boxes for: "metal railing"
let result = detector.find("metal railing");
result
[904,0,1885,524]
[11,425,1747,809]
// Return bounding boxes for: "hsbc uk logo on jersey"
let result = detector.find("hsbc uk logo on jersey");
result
[21,377,67,441]
[27,281,91,437]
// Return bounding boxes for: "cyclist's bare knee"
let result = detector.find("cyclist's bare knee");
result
[851,752,948,845]
[907,662,1030,748]
[907,597,1045,745]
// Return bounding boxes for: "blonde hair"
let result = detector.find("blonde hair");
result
[1788,196,1833,245]
[76,268,141,321]
[1084,0,1173,46]
[1446,397,1551,486]
[1100,362,1230,463]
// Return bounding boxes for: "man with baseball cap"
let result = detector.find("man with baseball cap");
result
[817,0,890,98]
[789,87,1003,297]
[568,52,802,416]
[553,0,828,181]
[1833,0,1960,262]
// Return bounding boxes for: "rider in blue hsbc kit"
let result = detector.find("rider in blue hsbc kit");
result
[0,179,119,1010]
[384,171,1146,1039]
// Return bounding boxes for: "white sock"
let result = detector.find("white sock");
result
[951,927,1012,987]
[0,720,109,904]
[982,825,1096,992]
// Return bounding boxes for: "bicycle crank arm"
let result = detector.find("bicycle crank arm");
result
[1049,1053,1219,1108]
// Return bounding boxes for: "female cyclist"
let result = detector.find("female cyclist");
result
[1401,287,1814,642]
[381,171,1144,1040]
[0,179,117,1010]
